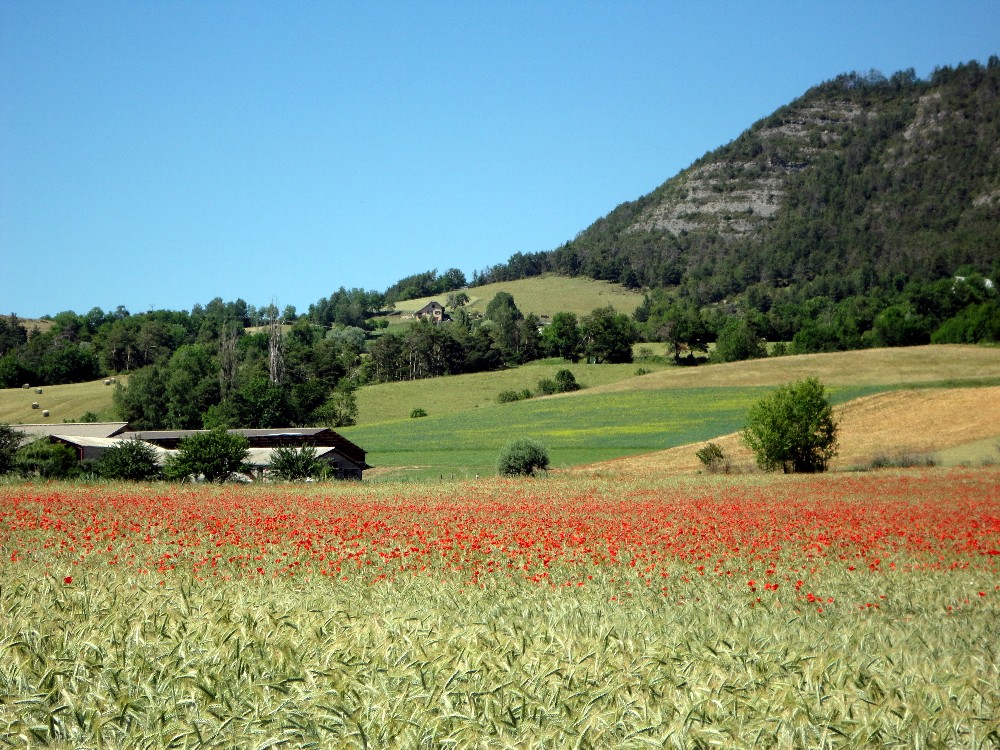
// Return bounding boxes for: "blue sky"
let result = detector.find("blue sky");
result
[2,1,997,318]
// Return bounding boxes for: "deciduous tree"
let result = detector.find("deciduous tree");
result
[742,378,838,473]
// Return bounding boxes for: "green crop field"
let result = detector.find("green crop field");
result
[343,384,882,479]
[354,361,670,424]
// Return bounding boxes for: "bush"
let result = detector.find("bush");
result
[14,439,80,479]
[269,444,321,481]
[164,428,250,483]
[97,438,162,481]
[497,438,550,477]
[497,389,533,404]
[554,369,580,392]
[711,318,768,363]
[536,378,558,395]
[741,378,838,473]
[695,442,730,473]
[866,451,936,470]
[410,407,428,418]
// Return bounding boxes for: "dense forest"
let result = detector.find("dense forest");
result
[3,60,999,429]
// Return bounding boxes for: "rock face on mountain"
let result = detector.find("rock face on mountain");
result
[480,61,1000,304]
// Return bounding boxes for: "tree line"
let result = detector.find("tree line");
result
[0,288,642,431]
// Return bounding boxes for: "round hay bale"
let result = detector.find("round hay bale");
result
[42,410,50,418]
[31,402,39,409]
[35,388,42,394]
[104,379,111,386]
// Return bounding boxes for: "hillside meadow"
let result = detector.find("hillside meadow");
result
[575,385,1000,478]
[353,360,671,424]
[343,344,1000,480]
[343,384,881,481]
[0,378,122,426]
[387,274,645,319]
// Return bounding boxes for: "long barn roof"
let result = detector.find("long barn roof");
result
[123,427,368,467]
[11,422,130,439]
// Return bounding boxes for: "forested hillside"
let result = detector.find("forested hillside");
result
[477,60,1000,305]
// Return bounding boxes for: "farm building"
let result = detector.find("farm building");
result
[413,301,450,323]
[11,424,369,480]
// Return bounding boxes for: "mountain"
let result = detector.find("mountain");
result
[476,60,1000,306]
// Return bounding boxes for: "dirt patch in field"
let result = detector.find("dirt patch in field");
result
[571,386,1000,477]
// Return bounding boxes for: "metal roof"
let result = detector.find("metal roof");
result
[12,422,130,439]
[50,435,176,463]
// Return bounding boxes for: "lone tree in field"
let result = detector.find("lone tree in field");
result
[497,438,550,477]
[742,377,838,473]
[164,428,249,483]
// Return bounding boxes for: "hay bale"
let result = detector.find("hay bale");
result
[42,410,50,418]
[35,388,42,394]
[31,402,39,409]
[22,383,30,389]
[104,379,111,386]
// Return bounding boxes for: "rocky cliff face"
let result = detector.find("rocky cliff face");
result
[484,61,1000,301]
[629,101,866,240]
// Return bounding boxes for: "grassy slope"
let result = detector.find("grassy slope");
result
[0,379,121,425]
[575,385,1000,477]
[344,344,1000,479]
[388,275,645,318]
[586,344,1000,390]
[343,384,881,480]
[355,361,669,424]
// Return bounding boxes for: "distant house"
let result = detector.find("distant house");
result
[413,301,450,323]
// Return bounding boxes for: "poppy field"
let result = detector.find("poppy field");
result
[1,469,999,748]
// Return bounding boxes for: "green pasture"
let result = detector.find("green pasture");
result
[343,384,882,479]
[354,361,670,424]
